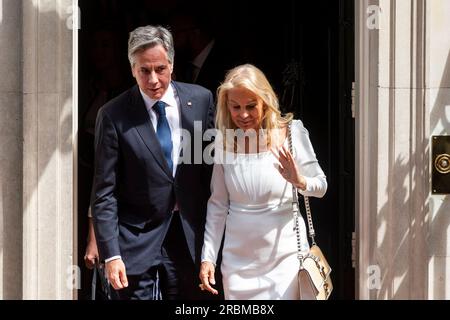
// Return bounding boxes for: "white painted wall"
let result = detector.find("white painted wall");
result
[0,0,23,300]
[426,0,450,300]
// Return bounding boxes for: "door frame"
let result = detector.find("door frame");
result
[355,0,376,300]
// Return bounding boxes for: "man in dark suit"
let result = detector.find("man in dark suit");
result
[91,25,215,300]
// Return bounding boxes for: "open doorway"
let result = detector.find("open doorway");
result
[77,0,355,300]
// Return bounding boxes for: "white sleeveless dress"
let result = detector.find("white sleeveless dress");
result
[201,120,327,300]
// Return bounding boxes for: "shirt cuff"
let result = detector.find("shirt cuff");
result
[105,255,121,263]
[201,259,216,267]
[302,176,314,193]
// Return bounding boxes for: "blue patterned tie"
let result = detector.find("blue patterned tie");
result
[154,101,173,173]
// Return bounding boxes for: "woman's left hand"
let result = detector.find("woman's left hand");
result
[271,145,307,191]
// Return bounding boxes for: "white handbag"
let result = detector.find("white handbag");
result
[287,121,333,300]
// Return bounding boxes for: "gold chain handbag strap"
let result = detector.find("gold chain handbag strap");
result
[287,121,317,267]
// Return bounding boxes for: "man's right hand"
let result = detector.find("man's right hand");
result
[106,259,129,290]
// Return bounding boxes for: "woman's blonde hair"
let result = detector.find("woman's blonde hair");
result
[216,64,293,148]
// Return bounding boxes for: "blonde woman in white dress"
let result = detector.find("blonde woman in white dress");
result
[199,64,327,300]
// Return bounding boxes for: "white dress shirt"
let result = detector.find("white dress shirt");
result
[140,83,182,177]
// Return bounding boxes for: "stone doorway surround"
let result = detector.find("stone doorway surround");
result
[0,0,78,299]
[22,0,78,299]
[355,0,450,299]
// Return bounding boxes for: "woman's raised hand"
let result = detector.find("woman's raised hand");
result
[271,145,307,191]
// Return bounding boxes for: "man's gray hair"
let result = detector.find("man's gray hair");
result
[128,25,175,66]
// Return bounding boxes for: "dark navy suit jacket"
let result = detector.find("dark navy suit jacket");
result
[91,81,215,275]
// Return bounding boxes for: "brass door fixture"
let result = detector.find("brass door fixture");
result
[432,136,450,194]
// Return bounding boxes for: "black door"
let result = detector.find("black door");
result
[78,0,355,300]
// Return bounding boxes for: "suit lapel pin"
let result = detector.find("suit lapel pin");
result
[187,101,192,107]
